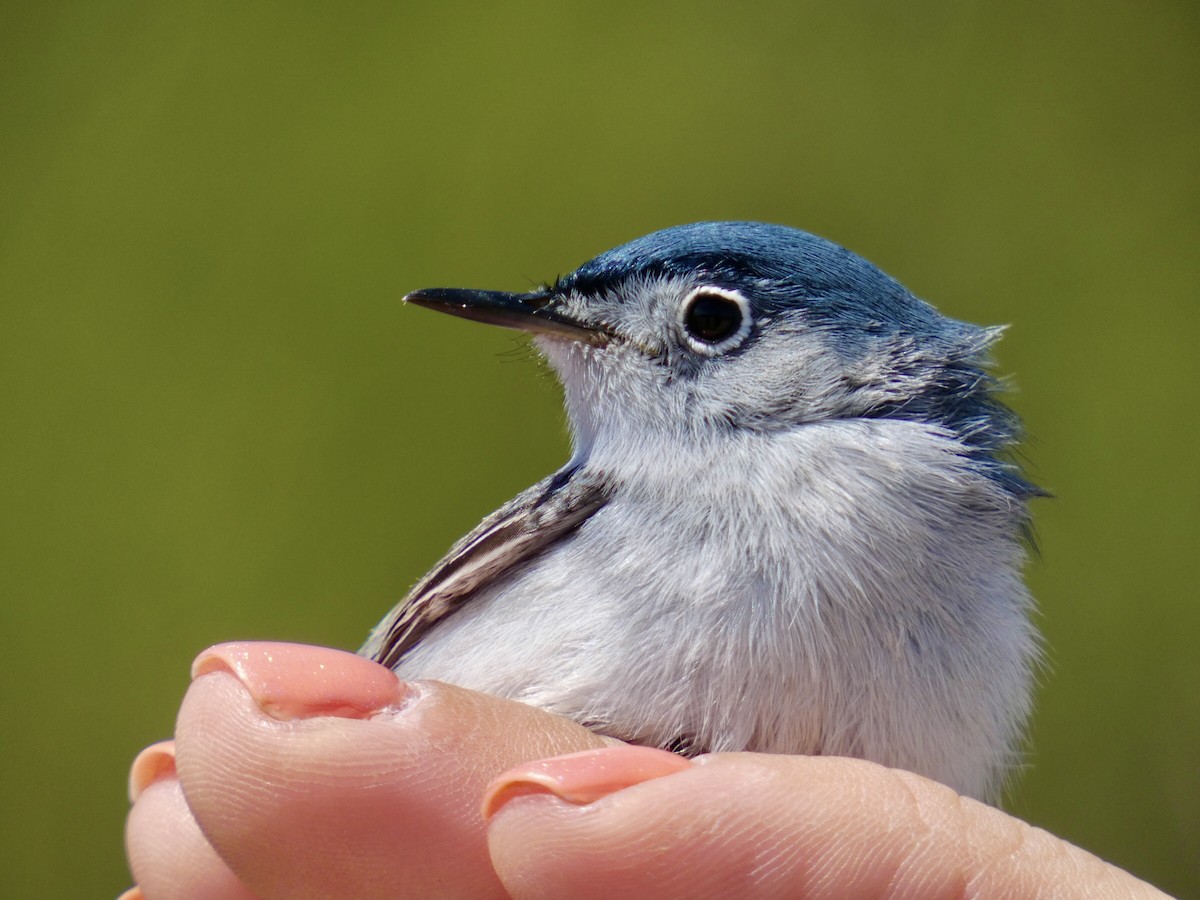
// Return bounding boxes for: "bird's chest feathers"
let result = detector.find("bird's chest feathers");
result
[588,444,802,603]
[574,419,1008,654]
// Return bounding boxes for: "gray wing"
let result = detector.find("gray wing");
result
[362,465,613,670]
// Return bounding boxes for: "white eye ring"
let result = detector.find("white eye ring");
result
[677,286,752,356]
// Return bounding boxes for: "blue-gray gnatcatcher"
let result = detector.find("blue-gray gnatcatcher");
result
[363,222,1041,801]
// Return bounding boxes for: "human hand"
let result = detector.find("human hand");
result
[124,643,1166,899]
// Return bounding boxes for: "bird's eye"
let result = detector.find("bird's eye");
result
[679,287,751,355]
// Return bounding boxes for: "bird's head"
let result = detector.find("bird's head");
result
[407,222,1034,497]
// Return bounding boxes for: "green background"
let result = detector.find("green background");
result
[2,2,1197,896]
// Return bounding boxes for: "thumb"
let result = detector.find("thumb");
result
[482,747,1165,900]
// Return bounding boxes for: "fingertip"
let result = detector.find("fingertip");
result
[190,641,408,720]
[489,754,1167,900]
[483,745,692,820]
[126,753,258,900]
[129,741,176,804]
[485,754,969,898]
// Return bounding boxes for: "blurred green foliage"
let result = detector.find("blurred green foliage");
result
[1,2,1197,895]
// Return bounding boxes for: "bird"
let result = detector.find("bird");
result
[362,221,1041,801]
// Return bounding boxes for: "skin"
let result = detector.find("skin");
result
[124,642,1167,900]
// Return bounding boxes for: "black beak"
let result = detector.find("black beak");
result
[404,288,610,345]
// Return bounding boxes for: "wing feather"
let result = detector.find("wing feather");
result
[362,466,612,669]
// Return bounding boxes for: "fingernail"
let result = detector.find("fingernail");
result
[118,888,145,900]
[482,745,692,820]
[129,740,176,804]
[191,642,408,721]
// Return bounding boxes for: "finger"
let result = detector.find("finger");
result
[484,747,1167,900]
[176,642,607,900]
[125,741,258,900]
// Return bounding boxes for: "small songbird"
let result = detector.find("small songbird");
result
[363,222,1041,801]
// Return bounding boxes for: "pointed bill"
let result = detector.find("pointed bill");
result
[405,288,611,344]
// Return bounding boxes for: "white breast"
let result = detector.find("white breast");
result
[396,417,1035,800]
